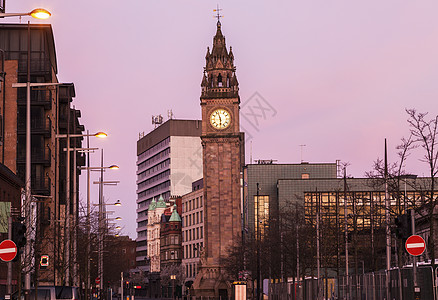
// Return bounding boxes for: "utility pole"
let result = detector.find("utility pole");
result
[384,139,391,300]
[296,202,300,300]
[316,192,321,300]
[343,167,349,300]
[256,183,261,300]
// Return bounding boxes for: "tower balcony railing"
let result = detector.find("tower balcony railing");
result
[201,89,238,99]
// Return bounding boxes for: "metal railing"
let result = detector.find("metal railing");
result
[268,266,437,300]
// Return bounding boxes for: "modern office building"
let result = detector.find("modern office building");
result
[0,23,84,286]
[136,119,202,271]
[243,161,438,282]
[244,161,339,234]
[181,179,204,291]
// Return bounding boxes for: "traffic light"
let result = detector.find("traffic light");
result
[12,221,27,247]
[40,255,49,268]
[394,214,412,240]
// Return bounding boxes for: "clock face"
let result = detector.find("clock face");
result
[210,108,231,129]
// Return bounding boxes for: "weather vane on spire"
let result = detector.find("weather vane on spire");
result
[213,5,223,22]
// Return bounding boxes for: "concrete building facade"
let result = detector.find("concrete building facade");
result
[136,119,202,271]
[181,179,204,291]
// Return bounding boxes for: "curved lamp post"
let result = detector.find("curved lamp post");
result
[7,8,51,295]
[0,8,51,19]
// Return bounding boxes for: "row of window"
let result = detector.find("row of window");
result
[138,169,170,190]
[161,234,180,246]
[161,249,180,261]
[137,191,171,209]
[138,147,170,171]
[182,211,203,227]
[138,159,170,180]
[183,226,203,242]
[185,263,198,279]
[138,137,170,161]
[183,196,203,213]
[184,242,203,259]
[137,240,147,247]
[138,180,171,199]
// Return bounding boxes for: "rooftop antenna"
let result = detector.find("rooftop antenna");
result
[299,144,306,163]
[167,109,174,120]
[152,114,163,128]
[250,141,253,164]
[213,4,223,22]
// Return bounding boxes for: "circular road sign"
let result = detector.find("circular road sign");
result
[405,235,426,256]
[95,277,100,285]
[0,239,17,262]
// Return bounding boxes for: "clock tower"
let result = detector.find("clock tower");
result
[192,20,244,298]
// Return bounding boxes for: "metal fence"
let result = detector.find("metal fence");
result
[269,266,436,300]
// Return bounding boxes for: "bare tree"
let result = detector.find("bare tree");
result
[405,109,438,266]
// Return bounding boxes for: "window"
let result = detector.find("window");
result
[302,173,310,179]
[196,212,199,224]
[200,196,203,207]
[254,195,270,236]
[200,211,203,223]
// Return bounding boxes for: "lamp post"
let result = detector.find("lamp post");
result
[89,149,120,300]
[170,274,176,300]
[8,9,51,295]
[92,197,121,300]
[80,160,118,300]
[0,8,51,19]
[56,132,106,286]
[63,146,98,289]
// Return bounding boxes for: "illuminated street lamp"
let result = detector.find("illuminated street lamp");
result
[6,9,52,297]
[80,154,118,298]
[54,132,107,286]
[0,8,51,19]
[90,149,120,300]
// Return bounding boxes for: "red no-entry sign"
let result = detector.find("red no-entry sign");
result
[405,235,426,256]
[0,239,17,262]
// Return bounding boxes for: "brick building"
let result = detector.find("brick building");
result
[0,23,84,287]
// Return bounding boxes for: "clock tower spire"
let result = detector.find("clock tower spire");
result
[193,16,244,299]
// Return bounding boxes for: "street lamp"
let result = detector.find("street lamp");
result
[0,8,51,19]
[80,155,118,299]
[91,149,120,300]
[55,132,107,286]
[170,275,177,300]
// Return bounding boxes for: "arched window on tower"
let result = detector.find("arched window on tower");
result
[227,75,230,87]
[218,73,223,87]
[210,75,213,87]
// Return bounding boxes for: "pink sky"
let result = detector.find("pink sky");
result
[8,1,438,238]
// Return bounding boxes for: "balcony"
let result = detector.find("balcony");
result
[17,87,52,110]
[32,176,51,196]
[17,147,51,166]
[18,117,52,138]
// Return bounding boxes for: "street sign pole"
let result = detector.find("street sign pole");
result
[410,210,420,300]
[405,234,425,300]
